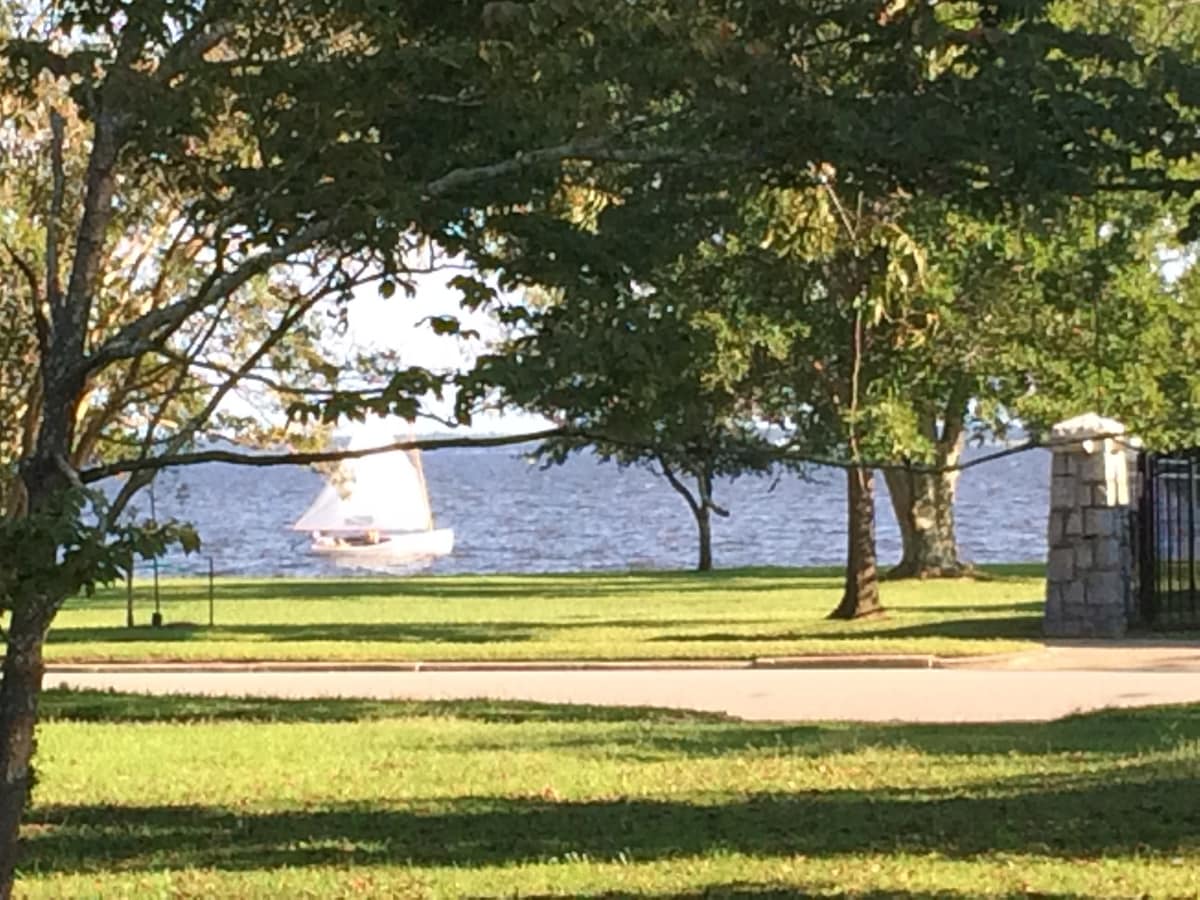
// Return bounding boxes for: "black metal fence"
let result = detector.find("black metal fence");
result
[1137,450,1200,628]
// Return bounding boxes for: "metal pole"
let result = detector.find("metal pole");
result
[125,559,134,628]
[150,481,162,628]
[208,556,215,627]
[1164,460,1172,611]
[1141,453,1158,625]
[1171,460,1180,624]
[1189,455,1197,615]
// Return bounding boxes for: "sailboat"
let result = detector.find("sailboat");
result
[291,435,454,563]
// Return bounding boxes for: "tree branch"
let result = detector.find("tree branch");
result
[44,110,66,318]
[1,239,48,357]
[422,140,701,198]
[59,108,123,370]
[103,292,323,525]
[157,352,382,399]
[79,428,572,483]
[656,455,701,518]
[157,21,233,83]
[76,420,1140,487]
[83,221,332,375]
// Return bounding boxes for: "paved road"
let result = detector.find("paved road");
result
[46,667,1200,723]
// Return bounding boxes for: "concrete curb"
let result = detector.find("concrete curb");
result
[45,654,946,675]
[752,654,940,669]
[935,651,1044,670]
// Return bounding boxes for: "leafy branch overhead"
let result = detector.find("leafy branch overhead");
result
[0,0,1196,569]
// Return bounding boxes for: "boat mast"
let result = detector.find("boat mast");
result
[405,433,434,530]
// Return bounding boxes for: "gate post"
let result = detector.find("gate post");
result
[1044,414,1134,638]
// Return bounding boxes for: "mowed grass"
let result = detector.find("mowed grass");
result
[43,565,1047,663]
[18,690,1200,898]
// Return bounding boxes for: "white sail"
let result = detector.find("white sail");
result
[292,440,434,534]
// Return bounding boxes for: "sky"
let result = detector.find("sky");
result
[214,259,551,442]
[341,269,551,438]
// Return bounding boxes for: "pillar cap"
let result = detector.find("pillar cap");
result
[1049,413,1126,442]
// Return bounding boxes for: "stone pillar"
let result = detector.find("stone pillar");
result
[1044,414,1134,638]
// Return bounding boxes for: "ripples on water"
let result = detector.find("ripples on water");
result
[133,444,1049,577]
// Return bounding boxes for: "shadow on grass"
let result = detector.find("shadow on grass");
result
[651,615,1042,643]
[39,690,1200,758]
[80,568,851,611]
[39,689,730,726]
[45,617,798,646]
[805,614,1041,640]
[46,621,541,646]
[481,705,1200,761]
[947,563,1045,581]
[24,762,1200,875]
[508,891,1083,900]
[896,601,1042,614]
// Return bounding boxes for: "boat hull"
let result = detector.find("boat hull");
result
[309,528,454,561]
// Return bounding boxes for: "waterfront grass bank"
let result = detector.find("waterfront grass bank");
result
[46,565,1045,662]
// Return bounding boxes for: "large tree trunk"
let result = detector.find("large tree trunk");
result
[884,465,963,578]
[884,466,962,578]
[0,74,120,900]
[0,601,52,898]
[829,465,884,619]
[884,412,968,579]
[0,452,74,898]
[0,341,89,896]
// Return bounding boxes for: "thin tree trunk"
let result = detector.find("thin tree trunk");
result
[829,465,884,619]
[827,293,882,620]
[695,502,713,572]
[658,458,718,573]
[0,599,52,899]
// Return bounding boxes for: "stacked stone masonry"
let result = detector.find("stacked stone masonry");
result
[1044,416,1135,638]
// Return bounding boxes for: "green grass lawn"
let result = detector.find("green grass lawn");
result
[43,565,1048,663]
[18,690,1200,898]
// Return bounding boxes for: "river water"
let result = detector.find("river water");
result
[132,443,1050,577]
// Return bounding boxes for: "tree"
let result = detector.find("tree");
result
[881,195,1200,578]
[873,0,1200,579]
[0,71,352,522]
[979,200,1200,444]
[458,0,1200,618]
[0,1,739,890]
[709,184,935,619]
[469,277,786,572]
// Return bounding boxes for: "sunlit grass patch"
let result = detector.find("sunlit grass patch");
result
[18,690,1200,898]
[45,565,1047,662]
